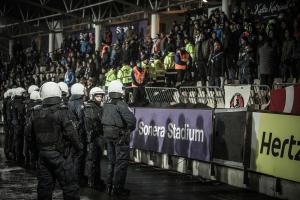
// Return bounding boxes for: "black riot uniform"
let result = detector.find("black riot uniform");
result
[5,96,14,160]
[102,92,136,196]
[24,98,42,168]
[3,96,11,159]
[26,97,83,200]
[11,95,26,163]
[68,94,86,185]
[82,100,105,190]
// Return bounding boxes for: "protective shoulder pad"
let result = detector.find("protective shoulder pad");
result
[33,105,42,111]
[83,101,93,108]
[59,104,68,110]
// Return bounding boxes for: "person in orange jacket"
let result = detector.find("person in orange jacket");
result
[131,61,149,105]
[175,47,190,86]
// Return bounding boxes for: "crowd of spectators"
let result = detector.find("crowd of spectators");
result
[1,4,300,99]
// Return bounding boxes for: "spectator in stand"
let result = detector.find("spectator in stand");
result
[160,32,167,57]
[237,45,254,84]
[281,29,296,81]
[175,47,190,86]
[257,37,276,86]
[117,28,125,45]
[83,61,96,80]
[131,61,148,105]
[152,34,161,54]
[195,32,209,86]
[208,41,224,87]
[164,46,176,87]
[110,43,122,67]
[64,64,75,87]
[293,32,300,81]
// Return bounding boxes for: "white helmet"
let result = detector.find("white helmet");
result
[4,91,8,98]
[6,89,13,97]
[108,80,124,94]
[28,85,39,94]
[71,83,85,96]
[40,82,62,100]
[89,87,105,100]
[30,90,41,100]
[15,87,26,96]
[4,89,12,98]
[58,82,69,96]
[10,88,17,98]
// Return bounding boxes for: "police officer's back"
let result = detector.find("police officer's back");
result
[68,83,87,185]
[25,82,82,200]
[11,87,26,163]
[24,90,42,168]
[3,89,13,160]
[102,80,136,196]
[82,87,106,190]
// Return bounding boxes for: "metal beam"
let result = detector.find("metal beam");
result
[18,0,81,20]
[8,9,145,38]
[0,0,114,28]
[148,0,154,10]
[62,0,69,11]
[67,0,114,13]
[157,0,198,11]
[114,0,143,11]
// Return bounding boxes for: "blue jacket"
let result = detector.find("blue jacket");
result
[64,70,75,86]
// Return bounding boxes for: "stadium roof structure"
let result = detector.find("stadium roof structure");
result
[0,0,220,39]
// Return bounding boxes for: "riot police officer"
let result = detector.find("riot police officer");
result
[102,80,136,196]
[58,82,70,105]
[3,89,13,160]
[5,88,15,160]
[11,87,26,163]
[68,83,87,185]
[25,82,82,200]
[24,90,42,168]
[82,87,106,191]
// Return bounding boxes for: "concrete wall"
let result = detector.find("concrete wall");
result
[131,149,300,200]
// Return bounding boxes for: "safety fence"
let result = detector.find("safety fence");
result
[144,85,270,109]
[129,107,300,197]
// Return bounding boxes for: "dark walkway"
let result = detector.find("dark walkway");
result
[0,134,278,200]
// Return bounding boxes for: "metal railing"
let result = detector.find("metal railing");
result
[145,87,180,104]
[179,86,225,108]
[272,82,298,89]
[249,85,270,106]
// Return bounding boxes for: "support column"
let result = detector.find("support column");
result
[54,21,63,50]
[9,39,14,59]
[48,32,54,58]
[36,35,42,52]
[95,24,102,52]
[222,0,229,17]
[151,13,160,39]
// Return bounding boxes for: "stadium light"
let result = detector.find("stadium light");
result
[203,0,208,3]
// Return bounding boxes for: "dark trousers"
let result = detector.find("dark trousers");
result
[4,125,11,159]
[78,130,87,184]
[165,69,177,87]
[132,87,146,105]
[37,150,80,200]
[85,136,104,187]
[176,69,186,83]
[106,139,130,190]
[260,74,273,87]
[195,61,207,85]
[209,76,221,87]
[13,127,24,162]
